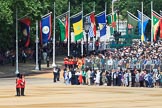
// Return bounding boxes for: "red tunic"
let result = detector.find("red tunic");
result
[78,75,83,84]
[21,78,26,88]
[64,58,68,65]
[16,78,22,88]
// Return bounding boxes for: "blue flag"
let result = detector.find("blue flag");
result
[138,11,149,41]
[40,14,52,44]
[96,12,106,37]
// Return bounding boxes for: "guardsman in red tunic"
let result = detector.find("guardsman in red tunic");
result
[82,56,85,65]
[64,57,68,68]
[16,74,21,96]
[20,74,26,96]
[77,58,83,69]
[73,57,77,68]
[71,57,74,69]
[68,58,71,69]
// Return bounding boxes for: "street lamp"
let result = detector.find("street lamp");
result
[84,18,91,55]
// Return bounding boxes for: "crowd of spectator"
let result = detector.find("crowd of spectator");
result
[62,40,162,88]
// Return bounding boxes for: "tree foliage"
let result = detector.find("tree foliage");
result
[0,0,162,51]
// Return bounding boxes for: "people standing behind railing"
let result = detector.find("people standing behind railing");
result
[106,71,111,86]
[90,69,95,85]
[135,71,140,87]
[117,69,123,86]
[123,70,129,87]
[82,68,86,85]
[95,70,100,86]
[106,56,113,71]
[61,40,162,88]
[155,71,161,88]
[128,70,132,87]
[160,74,162,88]
[139,70,145,87]
[64,69,69,85]
[85,56,92,69]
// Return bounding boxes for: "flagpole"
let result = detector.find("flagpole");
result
[160,10,162,15]
[151,1,153,43]
[141,2,144,42]
[41,12,52,18]
[112,0,114,36]
[15,7,19,74]
[95,11,105,17]
[152,10,162,17]
[56,11,69,19]
[83,11,95,18]
[106,13,112,17]
[127,11,139,21]
[104,2,107,50]
[35,20,39,70]
[52,2,56,67]
[93,2,95,51]
[112,1,114,17]
[81,2,84,56]
[70,11,82,18]
[137,10,151,20]
[68,2,70,56]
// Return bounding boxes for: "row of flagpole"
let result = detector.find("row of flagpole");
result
[15,0,118,74]
[81,2,84,56]
[127,1,162,44]
[151,1,153,43]
[15,1,161,74]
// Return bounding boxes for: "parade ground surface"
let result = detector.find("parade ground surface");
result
[0,57,162,108]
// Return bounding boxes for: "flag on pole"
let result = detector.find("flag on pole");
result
[107,14,112,25]
[107,12,117,35]
[40,14,52,44]
[160,10,162,15]
[160,19,162,39]
[71,13,83,41]
[152,11,160,41]
[112,12,117,28]
[159,10,162,39]
[127,12,138,34]
[20,18,31,47]
[58,12,69,41]
[96,12,106,37]
[137,10,150,41]
[86,13,96,37]
[107,12,117,28]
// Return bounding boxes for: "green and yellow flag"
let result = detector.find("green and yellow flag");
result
[71,13,83,41]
